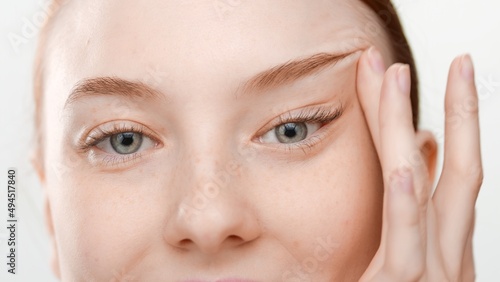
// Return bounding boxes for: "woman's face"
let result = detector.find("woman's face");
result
[41,0,394,280]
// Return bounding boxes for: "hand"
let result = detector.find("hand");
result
[356,47,483,282]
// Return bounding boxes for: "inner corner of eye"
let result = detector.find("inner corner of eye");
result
[153,139,163,148]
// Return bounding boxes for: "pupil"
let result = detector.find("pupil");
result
[284,124,297,138]
[119,133,135,146]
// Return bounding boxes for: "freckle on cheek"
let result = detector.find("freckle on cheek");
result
[344,220,349,227]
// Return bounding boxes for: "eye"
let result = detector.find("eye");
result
[96,131,156,155]
[255,105,344,150]
[260,122,321,144]
[77,122,162,168]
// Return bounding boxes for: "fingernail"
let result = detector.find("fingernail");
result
[397,65,411,95]
[391,167,413,194]
[460,54,475,81]
[368,47,386,74]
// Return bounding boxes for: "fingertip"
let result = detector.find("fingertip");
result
[445,54,479,113]
[356,48,378,107]
[356,48,372,82]
[380,63,409,101]
[356,47,386,87]
[397,64,411,95]
[367,46,386,74]
[449,54,476,83]
[459,54,475,81]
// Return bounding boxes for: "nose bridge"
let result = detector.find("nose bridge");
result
[164,127,261,254]
[176,105,240,192]
[180,151,236,215]
[182,136,233,192]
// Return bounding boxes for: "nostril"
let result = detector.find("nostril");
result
[178,235,244,251]
[179,239,192,247]
[227,235,242,241]
[165,200,262,254]
[227,235,245,245]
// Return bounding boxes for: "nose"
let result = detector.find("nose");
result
[164,177,261,254]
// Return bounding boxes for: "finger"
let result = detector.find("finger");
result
[379,170,425,281]
[359,61,429,280]
[425,200,447,281]
[462,213,476,282]
[434,55,483,274]
[378,64,416,182]
[356,46,386,154]
[376,64,428,281]
[355,47,387,280]
[378,64,431,210]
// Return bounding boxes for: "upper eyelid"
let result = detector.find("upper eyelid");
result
[279,106,343,123]
[78,121,161,151]
[255,104,344,136]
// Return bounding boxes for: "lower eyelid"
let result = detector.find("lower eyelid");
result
[88,149,144,168]
[82,135,161,169]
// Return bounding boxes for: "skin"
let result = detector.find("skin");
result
[34,0,481,281]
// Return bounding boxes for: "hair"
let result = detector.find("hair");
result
[360,0,419,128]
[32,0,419,167]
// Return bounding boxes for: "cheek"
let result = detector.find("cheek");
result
[245,107,383,278]
[46,155,166,280]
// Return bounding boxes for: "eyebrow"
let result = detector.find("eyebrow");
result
[64,51,355,108]
[64,77,164,109]
[239,51,355,94]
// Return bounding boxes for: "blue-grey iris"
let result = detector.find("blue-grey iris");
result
[110,132,143,154]
[275,123,308,143]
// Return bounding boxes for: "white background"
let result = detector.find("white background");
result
[0,0,499,281]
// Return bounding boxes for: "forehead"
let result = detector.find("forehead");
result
[43,0,389,105]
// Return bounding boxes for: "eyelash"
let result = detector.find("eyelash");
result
[77,123,159,167]
[257,104,344,153]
